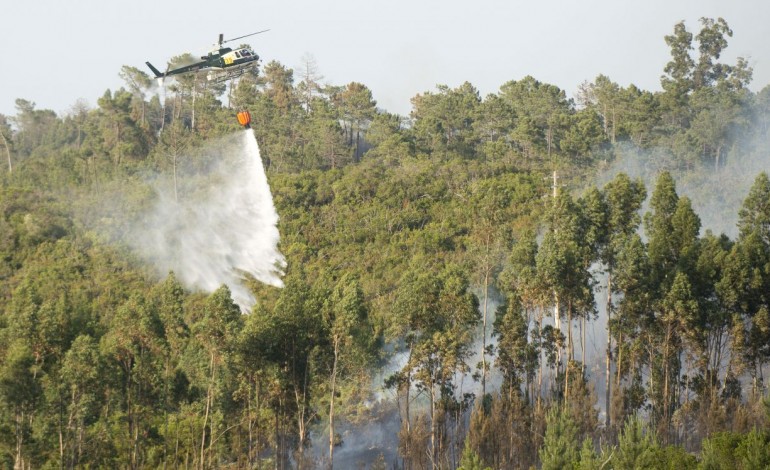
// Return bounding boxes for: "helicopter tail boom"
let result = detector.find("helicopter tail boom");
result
[145,62,164,78]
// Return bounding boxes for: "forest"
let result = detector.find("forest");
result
[1,16,770,470]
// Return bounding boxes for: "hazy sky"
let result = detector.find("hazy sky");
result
[1,0,768,118]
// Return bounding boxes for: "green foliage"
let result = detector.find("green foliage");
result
[647,444,697,469]
[735,428,770,470]
[0,18,769,468]
[575,437,601,470]
[458,438,492,470]
[539,407,580,470]
[612,415,658,469]
[494,298,537,392]
[699,430,770,470]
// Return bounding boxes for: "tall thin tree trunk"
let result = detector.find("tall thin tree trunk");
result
[14,410,24,470]
[554,292,561,371]
[567,300,575,363]
[174,414,179,470]
[605,273,612,428]
[481,269,489,398]
[581,315,586,374]
[537,308,544,406]
[663,324,671,436]
[565,302,572,404]
[191,88,196,132]
[247,378,253,468]
[329,338,339,469]
[163,358,170,470]
[126,364,136,470]
[616,330,623,388]
[200,352,215,470]
[648,340,656,431]
[255,377,262,468]
[403,348,412,470]
[58,391,65,466]
[430,383,437,470]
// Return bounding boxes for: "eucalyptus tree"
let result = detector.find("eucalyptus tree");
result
[101,294,166,470]
[536,190,595,401]
[737,172,770,243]
[0,341,41,470]
[660,21,695,122]
[609,235,653,424]
[642,172,702,437]
[150,272,189,466]
[688,232,732,413]
[591,173,646,427]
[493,297,538,400]
[391,263,479,469]
[692,18,735,90]
[58,335,105,468]
[467,175,523,397]
[659,17,753,167]
[724,173,770,396]
[497,231,548,402]
[320,274,374,469]
[192,286,243,469]
[254,273,325,468]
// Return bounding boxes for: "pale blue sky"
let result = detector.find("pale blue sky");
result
[1,0,768,118]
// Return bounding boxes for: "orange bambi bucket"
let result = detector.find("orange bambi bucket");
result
[237,110,251,128]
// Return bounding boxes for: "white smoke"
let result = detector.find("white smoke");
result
[129,129,285,310]
[595,141,770,238]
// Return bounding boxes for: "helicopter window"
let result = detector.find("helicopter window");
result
[235,51,242,58]
[241,50,251,57]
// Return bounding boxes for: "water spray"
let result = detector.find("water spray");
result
[113,120,285,311]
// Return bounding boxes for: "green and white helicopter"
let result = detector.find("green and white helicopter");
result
[146,30,268,83]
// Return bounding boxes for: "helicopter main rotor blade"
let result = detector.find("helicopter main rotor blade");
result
[223,29,270,44]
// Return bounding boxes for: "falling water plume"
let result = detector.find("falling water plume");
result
[118,128,285,311]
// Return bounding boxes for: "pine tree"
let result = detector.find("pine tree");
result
[539,407,579,470]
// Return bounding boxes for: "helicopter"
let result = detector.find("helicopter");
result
[145,30,268,83]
